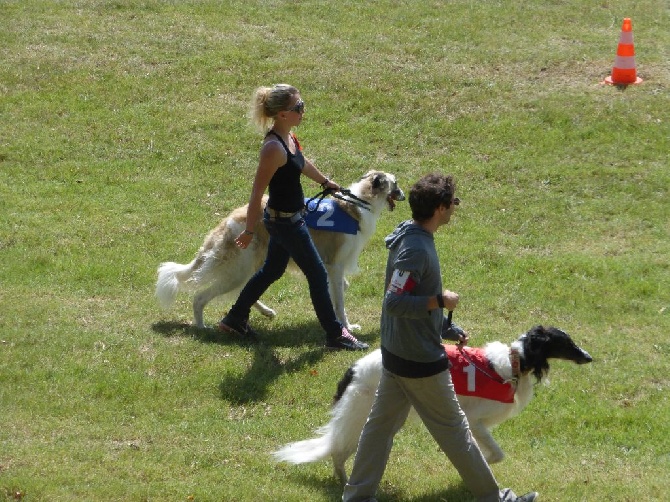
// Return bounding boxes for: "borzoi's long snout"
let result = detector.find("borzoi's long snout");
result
[386,184,405,211]
[575,348,593,364]
[391,186,405,201]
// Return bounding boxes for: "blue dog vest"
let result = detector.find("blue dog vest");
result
[304,198,359,235]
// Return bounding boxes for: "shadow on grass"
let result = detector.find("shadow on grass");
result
[218,342,327,405]
[216,320,377,405]
[151,320,255,346]
[151,318,377,405]
[281,469,473,501]
[404,485,474,502]
[278,470,343,499]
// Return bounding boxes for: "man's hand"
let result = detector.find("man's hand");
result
[442,321,469,345]
[441,290,459,311]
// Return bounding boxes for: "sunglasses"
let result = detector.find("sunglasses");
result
[453,197,460,206]
[287,99,305,114]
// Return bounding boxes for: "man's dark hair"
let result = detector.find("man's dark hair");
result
[409,173,455,222]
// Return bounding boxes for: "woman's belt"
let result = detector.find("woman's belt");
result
[265,206,305,222]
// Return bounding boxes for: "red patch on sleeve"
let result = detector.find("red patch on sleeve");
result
[388,270,416,294]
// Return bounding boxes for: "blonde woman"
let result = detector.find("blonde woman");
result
[218,84,368,351]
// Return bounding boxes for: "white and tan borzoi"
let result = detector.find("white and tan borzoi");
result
[155,171,405,330]
[273,325,593,484]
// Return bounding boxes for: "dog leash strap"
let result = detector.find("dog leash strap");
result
[457,347,509,385]
[305,189,331,213]
[306,188,372,212]
[510,347,521,378]
[335,189,372,208]
[449,311,510,385]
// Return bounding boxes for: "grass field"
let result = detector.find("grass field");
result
[1,1,669,501]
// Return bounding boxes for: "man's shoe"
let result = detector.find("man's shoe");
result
[217,315,259,340]
[325,328,369,351]
[499,489,539,502]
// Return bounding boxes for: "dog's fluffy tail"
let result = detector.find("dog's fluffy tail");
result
[272,426,334,465]
[155,258,201,309]
[272,370,346,467]
[272,366,354,464]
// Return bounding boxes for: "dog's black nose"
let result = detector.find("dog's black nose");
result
[578,350,593,364]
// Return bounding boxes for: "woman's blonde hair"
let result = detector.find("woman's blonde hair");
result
[250,84,299,132]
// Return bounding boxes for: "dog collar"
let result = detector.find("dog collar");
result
[510,346,521,380]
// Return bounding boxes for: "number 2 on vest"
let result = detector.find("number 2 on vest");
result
[316,204,335,227]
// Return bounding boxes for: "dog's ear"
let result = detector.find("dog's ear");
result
[372,173,385,189]
[359,170,375,182]
[531,325,551,344]
[524,326,551,382]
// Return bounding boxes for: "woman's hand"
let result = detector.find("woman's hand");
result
[322,179,340,192]
[235,231,254,249]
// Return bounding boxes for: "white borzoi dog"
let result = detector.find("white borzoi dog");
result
[273,325,593,483]
[155,171,405,330]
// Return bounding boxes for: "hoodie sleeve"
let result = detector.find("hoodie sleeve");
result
[383,246,431,319]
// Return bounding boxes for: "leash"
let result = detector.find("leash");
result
[457,344,513,385]
[445,310,465,347]
[306,188,372,213]
[450,311,518,386]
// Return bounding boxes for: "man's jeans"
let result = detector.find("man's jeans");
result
[343,368,501,502]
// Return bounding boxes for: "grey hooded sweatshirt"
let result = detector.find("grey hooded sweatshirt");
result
[381,220,451,378]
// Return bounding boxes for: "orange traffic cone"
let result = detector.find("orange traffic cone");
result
[604,18,642,86]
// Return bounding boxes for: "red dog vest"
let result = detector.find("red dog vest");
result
[445,345,515,403]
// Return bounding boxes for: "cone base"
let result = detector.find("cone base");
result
[604,75,643,86]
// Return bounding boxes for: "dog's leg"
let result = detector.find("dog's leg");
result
[341,278,360,329]
[192,273,249,328]
[326,264,359,331]
[194,289,276,326]
[332,453,349,485]
[253,301,277,318]
[192,282,231,329]
[326,264,345,326]
[469,421,505,464]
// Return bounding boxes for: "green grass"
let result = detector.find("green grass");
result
[1,0,669,500]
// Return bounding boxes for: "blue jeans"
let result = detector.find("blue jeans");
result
[226,214,343,340]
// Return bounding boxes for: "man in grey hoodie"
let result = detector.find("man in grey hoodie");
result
[342,174,538,502]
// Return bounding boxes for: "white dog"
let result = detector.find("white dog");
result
[155,171,405,329]
[273,325,593,483]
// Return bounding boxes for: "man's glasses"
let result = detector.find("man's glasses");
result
[453,197,460,206]
[287,99,305,114]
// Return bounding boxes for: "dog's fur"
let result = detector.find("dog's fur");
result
[155,171,405,329]
[273,325,592,484]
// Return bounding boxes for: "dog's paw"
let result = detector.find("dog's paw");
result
[253,301,277,318]
[486,451,505,464]
[262,308,277,318]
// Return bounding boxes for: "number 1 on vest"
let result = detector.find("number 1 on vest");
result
[462,362,476,392]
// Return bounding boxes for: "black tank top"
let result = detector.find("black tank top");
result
[266,131,305,213]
